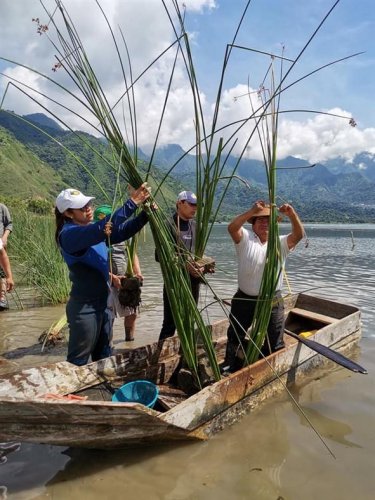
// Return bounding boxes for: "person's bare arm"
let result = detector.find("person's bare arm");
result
[1,228,11,247]
[279,204,304,250]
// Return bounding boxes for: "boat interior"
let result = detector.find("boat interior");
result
[73,293,354,413]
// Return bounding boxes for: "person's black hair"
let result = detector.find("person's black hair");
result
[54,207,70,245]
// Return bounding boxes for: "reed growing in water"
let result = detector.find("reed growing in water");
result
[10,209,70,305]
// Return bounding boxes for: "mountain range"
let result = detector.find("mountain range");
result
[0,109,375,222]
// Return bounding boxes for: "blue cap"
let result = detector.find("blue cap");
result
[177,190,197,204]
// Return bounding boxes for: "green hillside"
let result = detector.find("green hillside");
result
[0,111,181,212]
[0,127,63,199]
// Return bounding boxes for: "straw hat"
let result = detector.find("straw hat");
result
[247,205,271,224]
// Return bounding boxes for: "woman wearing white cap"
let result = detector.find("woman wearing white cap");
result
[55,184,150,366]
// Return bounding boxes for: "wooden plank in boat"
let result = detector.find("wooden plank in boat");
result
[289,307,338,325]
[157,385,189,410]
[294,294,357,319]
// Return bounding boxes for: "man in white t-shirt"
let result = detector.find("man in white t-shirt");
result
[224,200,304,371]
[0,238,14,310]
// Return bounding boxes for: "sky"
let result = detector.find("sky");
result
[0,0,374,163]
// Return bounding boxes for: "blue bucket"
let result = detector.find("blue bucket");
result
[112,380,159,408]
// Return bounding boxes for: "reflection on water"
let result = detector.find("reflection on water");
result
[289,377,362,449]
[1,224,375,499]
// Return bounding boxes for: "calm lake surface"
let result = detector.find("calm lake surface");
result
[1,223,375,500]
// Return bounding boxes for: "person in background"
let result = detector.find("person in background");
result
[158,190,212,341]
[223,200,304,372]
[55,185,151,366]
[94,204,142,343]
[0,203,13,310]
[0,238,14,302]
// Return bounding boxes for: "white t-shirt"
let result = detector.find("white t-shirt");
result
[235,228,290,295]
[0,239,3,251]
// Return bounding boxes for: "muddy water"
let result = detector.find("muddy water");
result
[1,224,375,499]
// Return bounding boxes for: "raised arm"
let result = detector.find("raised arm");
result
[228,200,267,244]
[279,204,304,250]
[60,184,151,253]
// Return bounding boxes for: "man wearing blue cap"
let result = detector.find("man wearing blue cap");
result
[158,190,204,341]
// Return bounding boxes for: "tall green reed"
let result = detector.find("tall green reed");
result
[243,59,284,364]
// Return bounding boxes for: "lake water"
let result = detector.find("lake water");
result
[1,223,375,500]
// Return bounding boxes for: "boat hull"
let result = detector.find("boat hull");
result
[0,294,362,448]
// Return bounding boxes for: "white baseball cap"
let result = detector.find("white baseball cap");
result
[177,190,197,204]
[55,189,95,214]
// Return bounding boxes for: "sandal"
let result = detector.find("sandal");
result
[0,291,8,311]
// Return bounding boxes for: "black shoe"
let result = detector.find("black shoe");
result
[219,363,231,375]
[220,356,243,375]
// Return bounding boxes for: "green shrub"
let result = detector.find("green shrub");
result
[26,197,53,215]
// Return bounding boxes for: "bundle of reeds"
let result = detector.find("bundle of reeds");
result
[28,0,223,384]
[242,60,284,364]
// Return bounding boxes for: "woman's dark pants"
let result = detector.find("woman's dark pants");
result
[66,300,112,366]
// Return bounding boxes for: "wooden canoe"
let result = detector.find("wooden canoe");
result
[0,293,361,449]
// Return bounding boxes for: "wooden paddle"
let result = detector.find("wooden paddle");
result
[284,329,367,374]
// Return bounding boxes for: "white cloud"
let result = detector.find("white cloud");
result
[276,110,375,162]
[1,66,49,115]
[204,88,375,162]
[182,0,217,12]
